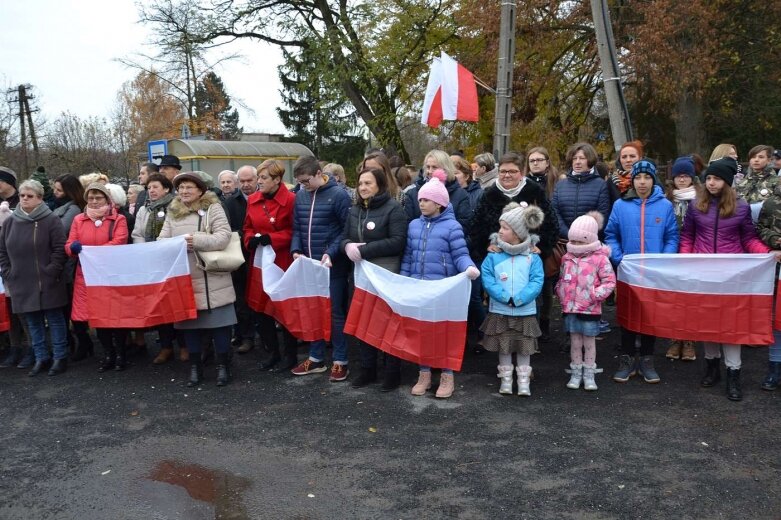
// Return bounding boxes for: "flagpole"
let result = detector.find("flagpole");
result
[493,0,517,159]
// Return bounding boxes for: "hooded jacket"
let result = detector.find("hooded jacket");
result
[679,196,770,254]
[341,191,407,274]
[551,170,610,239]
[404,178,474,236]
[0,204,68,313]
[401,204,475,280]
[480,241,544,317]
[555,245,616,316]
[604,185,680,264]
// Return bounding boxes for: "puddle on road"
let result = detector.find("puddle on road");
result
[149,459,251,519]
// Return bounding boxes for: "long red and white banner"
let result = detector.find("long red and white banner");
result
[80,238,197,328]
[258,246,331,342]
[617,253,776,345]
[344,260,471,371]
[0,276,10,332]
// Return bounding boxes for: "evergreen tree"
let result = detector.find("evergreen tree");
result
[193,71,241,140]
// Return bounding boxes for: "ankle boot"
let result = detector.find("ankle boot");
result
[258,346,281,371]
[582,364,603,391]
[726,368,742,401]
[516,366,531,396]
[680,341,696,361]
[16,347,35,369]
[700,357,721,387]
[216,353,231,387]
[48,358,67,376]
[71,332,94,362]
[351,367,377,388]
[539,319,551,343]
[0,346,22,368]
[566,363,583,389]
[98,341,116,373]
[272,339,298,373]
[187,359,204,387]
[761,361,781,391]
[28,358,52,377]
[411,370,432,395]
[666,340,682,360]
[436,372,455,398]
[114,344,127,371]
[497,365,514,394]
[380,368,401,392]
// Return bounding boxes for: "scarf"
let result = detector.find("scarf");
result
[86,204,109,221]
[144,192,175,242]
[489,232,538,256]
[673,186,697,203]
[495,177,526,199]
[610,170,632,194]
[566,240,602,255]
[12,203,51,222]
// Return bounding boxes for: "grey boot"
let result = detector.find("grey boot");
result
[566,364,583,389]
[638,355,660,383]
[582,364,603,391]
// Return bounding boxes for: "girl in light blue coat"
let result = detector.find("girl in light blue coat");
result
[480,203,545,396]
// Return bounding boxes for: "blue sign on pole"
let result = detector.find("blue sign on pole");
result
[148,140,168,162]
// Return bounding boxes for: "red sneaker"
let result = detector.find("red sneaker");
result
[291,359,327,376]
[329,364,350,382]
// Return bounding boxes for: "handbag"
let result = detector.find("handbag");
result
[543,238,568,278]
[193,208,245,272]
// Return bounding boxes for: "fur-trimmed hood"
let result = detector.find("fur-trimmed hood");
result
[168,190,221,220]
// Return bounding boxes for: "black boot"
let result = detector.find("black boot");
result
[539,319,551,343]
[187,358,204,387]
[16,347,35,369]
[351,367,377,388]
[0,346,22,368]
[272,336,298,373]
[98,343,116,373]
[258,346,281,371]
[48,358,67,376]
[114,343,127,371]
[726,368,742,401]
[71,332,94,362]
[28,358,52,377]
[700,357,721,387]
[761,361,781,391]
[216,353,231,387]
[380,370,401,392]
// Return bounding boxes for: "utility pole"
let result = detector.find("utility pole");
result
[590,0,633,150]
[492,0,517,160]
[7,84,40,178]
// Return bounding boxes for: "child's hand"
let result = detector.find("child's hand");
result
[321,254,332,268]
[507,297,516,307]
[487,244,501,253]
[465,266,480,280]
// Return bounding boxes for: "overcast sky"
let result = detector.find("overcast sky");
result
[0,0,287,136]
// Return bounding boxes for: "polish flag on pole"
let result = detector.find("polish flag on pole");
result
[344,260,471,371]
[0,276,10,332]
[421,51,479,128]
[258,246,331,341]
[617,254,776,345]
[80,238,197,328]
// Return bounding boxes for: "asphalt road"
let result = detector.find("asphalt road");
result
[1,306,780,519]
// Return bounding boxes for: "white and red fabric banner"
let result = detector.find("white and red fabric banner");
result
[80,238,197,328]
[258,246,331,342]
[617,253,776,345]
[0,276,10,332]
[344,260,471,371]
[421,51,479,128]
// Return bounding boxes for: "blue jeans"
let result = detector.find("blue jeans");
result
[24,308,68,362]
[309,276,348,364]
[468,277,487,337]
[182,327,232,355]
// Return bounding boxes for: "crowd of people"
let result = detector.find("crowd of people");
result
[2,143,781,402]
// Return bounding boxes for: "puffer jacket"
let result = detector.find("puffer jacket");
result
[404,179,474,236]
[401,204,475,280]
[555,245,616,316]
[463,180,484,212]
[604,185,679,264]
[290,177,351,277]
[0,205,68,313]
[341,192,407,274]
[679,196,770,254]
[469,181,558,263]
[551,169,610,239]
[481,250,544,317]
[65,208,128,322]
[158,191,236,311]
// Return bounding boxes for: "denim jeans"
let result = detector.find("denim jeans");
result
[24,308,68,362]
[468,277,487,337]
[309,275,348,364]
[182,326,232,355]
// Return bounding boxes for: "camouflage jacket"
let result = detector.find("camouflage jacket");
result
[756,183,781,248]
[735,166,779,204]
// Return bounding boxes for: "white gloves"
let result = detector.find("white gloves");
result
[465,266,480,280]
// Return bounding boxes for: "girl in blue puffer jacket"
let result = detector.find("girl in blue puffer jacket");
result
[401,175,480,399]
[480,203,544,397]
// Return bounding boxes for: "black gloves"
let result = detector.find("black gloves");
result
[249,234,272,250]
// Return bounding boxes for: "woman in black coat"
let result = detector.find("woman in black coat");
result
[0,179,69,376]
[342,167,408,391]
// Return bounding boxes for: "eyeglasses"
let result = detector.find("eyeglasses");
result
[528,158,548,164]
[499,169,521,176]
[19,193,37,199]
[297,177,312,185]
[86,196,106,201]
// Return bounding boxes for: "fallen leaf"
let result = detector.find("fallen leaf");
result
[101,470,111,476]
[130,410,139,417]
[618,485,625,490]
[368,427,377,433]
[307,493,315,498]
[701,442,709,447]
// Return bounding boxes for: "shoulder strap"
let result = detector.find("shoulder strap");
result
[108,219,115,242]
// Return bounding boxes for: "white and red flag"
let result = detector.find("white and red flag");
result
[79,238,197,328]
[344,260,471,371]
[617,254,776,345]
[0,276,10,332]
[258,246,331,342]
[421,51,479,128]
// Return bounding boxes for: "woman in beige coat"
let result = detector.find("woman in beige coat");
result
[159,172,237,386]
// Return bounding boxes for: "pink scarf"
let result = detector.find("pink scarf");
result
[86,204,109,221]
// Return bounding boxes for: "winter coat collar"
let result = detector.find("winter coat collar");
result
[624,185,665,205]
[465,180,482,194]
[168,190,220,220]
[421,203,455,223]
[566,169,600,183]
[12,202,51,222]
[358,191,390,210]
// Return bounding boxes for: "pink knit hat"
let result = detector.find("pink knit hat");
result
[568,211,604,244]
[418,177,450,208]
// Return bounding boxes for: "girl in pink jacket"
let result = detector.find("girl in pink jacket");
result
[556,212,616,391]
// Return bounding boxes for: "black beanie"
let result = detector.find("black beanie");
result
[0,166,17,188]
[703,157,737,186]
